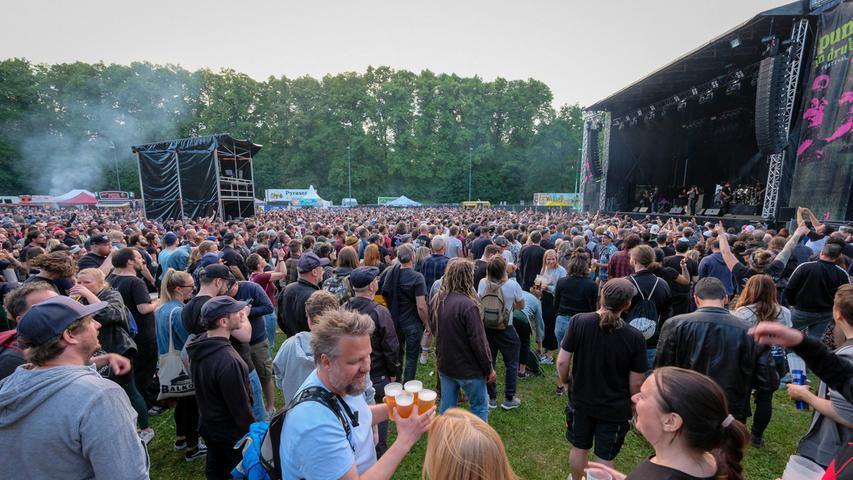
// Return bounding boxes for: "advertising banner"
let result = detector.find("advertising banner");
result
[790,2,853,220]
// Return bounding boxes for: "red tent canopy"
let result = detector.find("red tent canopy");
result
[54,190,97,206]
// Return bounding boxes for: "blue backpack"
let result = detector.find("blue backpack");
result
[232,386,358,480]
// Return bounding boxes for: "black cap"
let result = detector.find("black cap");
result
[89,234,110,245]
[201,264,234,281]
[222,233,236,244]
[350,266,380,288]
[201,296,247,329]
[18,296,107,346]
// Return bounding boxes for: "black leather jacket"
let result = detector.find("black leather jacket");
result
[655,306,778,420]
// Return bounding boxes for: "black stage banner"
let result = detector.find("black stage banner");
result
[790,1,853,220]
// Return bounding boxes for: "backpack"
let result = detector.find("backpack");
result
[232,386,357,480]
[322,273,353,305]
[481,281,508,330]
[626,276,660,340]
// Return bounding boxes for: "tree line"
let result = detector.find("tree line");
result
[0,59,583,204]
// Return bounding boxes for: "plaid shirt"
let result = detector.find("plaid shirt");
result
[607,250,633,279]
[420,254,449,290]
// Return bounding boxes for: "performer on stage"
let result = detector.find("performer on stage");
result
[719,181,733,213]
[687,185,699,216]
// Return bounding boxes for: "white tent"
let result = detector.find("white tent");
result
[386,195,421,207]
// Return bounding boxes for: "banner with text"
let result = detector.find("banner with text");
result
[790,2,853,220]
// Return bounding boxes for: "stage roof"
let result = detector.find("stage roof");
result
[587,2,810,116]
[132,134,261,156]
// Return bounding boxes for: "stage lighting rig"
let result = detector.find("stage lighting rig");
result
[677,99,688,112]
[762,34,780,56]
[726,82,742,95]
[699,90,714,104]
[729,37,742,48]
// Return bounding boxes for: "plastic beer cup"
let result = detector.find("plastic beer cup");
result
[395,391,414,419]
[404,380,423,402]
[383,383,403,414]
[418,388,437,412]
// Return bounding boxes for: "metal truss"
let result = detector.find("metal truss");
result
[762,18,809,220]
[579,114,591,209]
[598,111,611,211]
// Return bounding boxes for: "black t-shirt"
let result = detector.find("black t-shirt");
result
[380,267,426,328]
[183,294,212,336]
[78,252,107,270]
[732,260,784,293]
[626,459,715,480]
[561,312,646,421]
[470,237,492,261]
[474,259,488,288]
[662,255,698,297]
[627,271,672,348]
[108,275,155,343]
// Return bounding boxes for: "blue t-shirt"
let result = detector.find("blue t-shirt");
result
[280,370,376,479]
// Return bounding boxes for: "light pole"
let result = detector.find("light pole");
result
[468,146,473,201]
[347,145,352,200]
[109,140,121,191]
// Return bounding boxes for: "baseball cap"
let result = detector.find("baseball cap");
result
[162,232,178,246]
[201,296,248,329]
[350,266,380,289]
[89,234,110,245]
[199,252,224,269]
[297,251,329,273]
[600,278,637,309]
[200,264,234,281]
[17,296,107,346]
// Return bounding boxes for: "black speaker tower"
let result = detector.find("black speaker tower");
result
[755,55,788,154]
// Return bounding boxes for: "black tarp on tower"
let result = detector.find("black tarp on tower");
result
[133,134,260,220]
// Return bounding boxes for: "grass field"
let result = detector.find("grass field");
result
[148,335,812,480]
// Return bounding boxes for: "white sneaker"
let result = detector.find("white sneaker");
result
[138,429,155,445]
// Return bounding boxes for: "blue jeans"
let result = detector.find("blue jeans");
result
[555,315,571,346]
[439,374,489,422]
[264,313,278,356]
[399,322,424,383]
[791,309,833,340]
[248,369,266,421]
[646,348,657,376]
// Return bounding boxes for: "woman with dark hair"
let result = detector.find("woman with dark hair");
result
[557,278,646,480]
[733,274,791,448]
[553,248,598,395]
[587,366,749,480]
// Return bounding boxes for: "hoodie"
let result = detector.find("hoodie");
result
[0,364,149,479]
[272,331,376,405]
[187,334,253,443]
[698,252,735,295]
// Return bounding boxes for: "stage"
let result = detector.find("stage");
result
[607,211,768,229]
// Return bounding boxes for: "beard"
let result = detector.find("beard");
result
[344,379,367,396]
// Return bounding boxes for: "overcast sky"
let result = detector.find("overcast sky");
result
[1,0,785,108]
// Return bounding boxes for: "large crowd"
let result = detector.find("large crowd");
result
[0,205,851,480]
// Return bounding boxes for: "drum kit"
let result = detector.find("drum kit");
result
[733,185,763,205]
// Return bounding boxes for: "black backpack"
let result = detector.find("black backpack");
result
[262,386,358,479]
[626,276,661,340]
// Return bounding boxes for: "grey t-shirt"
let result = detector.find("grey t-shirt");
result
[797,342,853,467]
[477,278,524,326]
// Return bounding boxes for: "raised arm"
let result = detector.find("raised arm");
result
[714,223,740,272]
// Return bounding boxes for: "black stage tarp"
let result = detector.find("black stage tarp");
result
[133,134,261,220]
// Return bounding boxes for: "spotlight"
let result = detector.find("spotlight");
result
[733,70,745,80]
[677,100,688,112]
[699,91,714,104]
[711,80,720,90]
[726,82,741,95]
[690,87,699,96]
[730,37,742,48]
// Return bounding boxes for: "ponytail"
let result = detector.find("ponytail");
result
[714,419,748,480]
[157,268,192,310]
[598,308,624,331]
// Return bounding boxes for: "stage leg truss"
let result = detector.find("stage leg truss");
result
[580,110,611,212]
[762,18,809,221]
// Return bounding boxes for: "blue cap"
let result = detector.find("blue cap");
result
[201,296,248,329]
[350,266,380,288]
[163,232,178,246]
[297,251,329,273]
[18,296,107,346]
